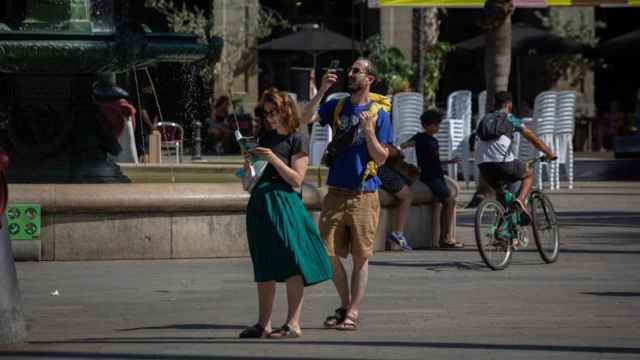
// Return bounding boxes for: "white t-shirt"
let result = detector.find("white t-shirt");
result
[475,113,525,164]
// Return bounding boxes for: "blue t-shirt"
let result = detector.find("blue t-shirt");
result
[318,98,393,191]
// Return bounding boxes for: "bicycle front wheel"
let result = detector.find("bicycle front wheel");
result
[530,191,560,263]
[475,199,512,270]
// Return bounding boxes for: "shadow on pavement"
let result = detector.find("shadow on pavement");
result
[0,352,366,360]
[582,292,640,297]
[117,324,245,332]
[10,340,640,355]
[370,260,489,271]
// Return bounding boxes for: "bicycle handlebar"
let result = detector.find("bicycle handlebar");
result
[527,155,557,167]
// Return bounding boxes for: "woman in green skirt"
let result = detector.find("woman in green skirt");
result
[239,89,332,339]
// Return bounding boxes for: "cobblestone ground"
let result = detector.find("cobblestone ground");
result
[2,182,639,360]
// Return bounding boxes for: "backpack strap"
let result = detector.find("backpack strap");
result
[331,96,347,131]
[326,94,391,189]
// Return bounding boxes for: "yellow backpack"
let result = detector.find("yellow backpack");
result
[328,93,391,187]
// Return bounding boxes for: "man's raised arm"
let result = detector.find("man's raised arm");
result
[301,71,337,125]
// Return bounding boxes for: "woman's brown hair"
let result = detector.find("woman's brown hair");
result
[260,88,300,133]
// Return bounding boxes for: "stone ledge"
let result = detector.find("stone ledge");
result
[9,178,459,260]
[9,177,459,213]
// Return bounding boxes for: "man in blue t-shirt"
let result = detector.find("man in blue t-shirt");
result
[302,58,392,331]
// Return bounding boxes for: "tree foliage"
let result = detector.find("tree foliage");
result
[536,9,606,87]
[365,35,414,95]
[365,34,452,109]
[144,0,287,96]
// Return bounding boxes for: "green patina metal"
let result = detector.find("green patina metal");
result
[0,0,223,74]
[0,0,224,183]
[0,31,223,74]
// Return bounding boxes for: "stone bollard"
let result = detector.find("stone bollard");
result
[191,120,202,161]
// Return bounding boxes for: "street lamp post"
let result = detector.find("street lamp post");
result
[413,8,425,95]
[0,152,27,344]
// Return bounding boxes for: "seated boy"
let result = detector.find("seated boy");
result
[401,110,462,248]
[378,145,414,251]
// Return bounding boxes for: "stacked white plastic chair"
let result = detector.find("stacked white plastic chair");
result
[308,92,349,165]
[443,90,472,186]
[554,91,577,189]
[473,90,488,183]
[435,117,465,181]
[525,91,558,190]
[391,92,424,166]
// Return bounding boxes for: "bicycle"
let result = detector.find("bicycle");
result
[474,156,560,270]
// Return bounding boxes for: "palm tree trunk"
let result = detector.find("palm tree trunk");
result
[484,14,512,112]
[470,0,513,205]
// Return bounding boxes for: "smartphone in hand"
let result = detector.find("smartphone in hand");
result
[329,59,340,73]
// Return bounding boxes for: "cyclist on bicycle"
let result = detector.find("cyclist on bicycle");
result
[474,91,556,225]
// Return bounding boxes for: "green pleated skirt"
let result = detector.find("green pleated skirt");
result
[246,180,332,286]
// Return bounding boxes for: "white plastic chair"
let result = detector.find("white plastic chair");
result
[445,90,472,186]
[156,122,184,163]
[473,90,488,183]
[392,92,424,166]
[528,91,557,190]
[435,118,465,181]
[554,91,577,189]
[308,122,333,166]
[307,92,348,166]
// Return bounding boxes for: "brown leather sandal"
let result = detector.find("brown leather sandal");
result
[440,241,464,249]
[335,314,359,331]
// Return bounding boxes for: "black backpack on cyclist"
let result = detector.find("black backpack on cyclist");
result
[475,111,515,141]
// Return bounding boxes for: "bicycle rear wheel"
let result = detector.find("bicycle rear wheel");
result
[530,191,560,263]
[475,199,512,270]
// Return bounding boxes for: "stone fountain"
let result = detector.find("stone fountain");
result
[1,0,452,265]
[0,0,222,183]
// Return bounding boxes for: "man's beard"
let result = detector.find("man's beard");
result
[348,73,366,91]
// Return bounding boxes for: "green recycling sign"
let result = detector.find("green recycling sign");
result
[7,204,41,240]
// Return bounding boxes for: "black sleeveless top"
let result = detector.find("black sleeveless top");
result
[258,130,309,183]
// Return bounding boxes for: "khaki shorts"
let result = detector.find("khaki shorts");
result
[319,187,380,259]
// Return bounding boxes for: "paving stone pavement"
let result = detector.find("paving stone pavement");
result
[1,182,639,360]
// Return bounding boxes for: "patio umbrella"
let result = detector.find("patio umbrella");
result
[596,28,640,55]
[454,23,582,110]
[258,27,359,74]
[454,23,582,55]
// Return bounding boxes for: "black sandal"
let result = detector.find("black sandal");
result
[239,323,269,339]
[323,307,347,328]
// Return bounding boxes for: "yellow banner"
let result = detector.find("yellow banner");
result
[377,0,484,6]
[545,0,572,5]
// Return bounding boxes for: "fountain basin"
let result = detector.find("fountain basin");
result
[9,179,459,261]
[0,31,223,74]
